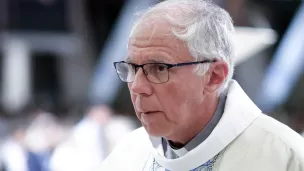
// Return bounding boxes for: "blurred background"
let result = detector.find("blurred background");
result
[0,0,303,170]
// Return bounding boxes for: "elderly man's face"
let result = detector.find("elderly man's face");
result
[127,19,210,139]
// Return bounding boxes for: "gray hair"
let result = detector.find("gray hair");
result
[130,0,235,93]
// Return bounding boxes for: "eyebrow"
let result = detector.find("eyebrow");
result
[125,56,171,64]
[147,58,170,63]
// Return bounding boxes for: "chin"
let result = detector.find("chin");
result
[143,124,168,137]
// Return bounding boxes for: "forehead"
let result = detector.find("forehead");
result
[127,18,191,63]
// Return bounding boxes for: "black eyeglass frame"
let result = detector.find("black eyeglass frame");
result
[113,59,217,84]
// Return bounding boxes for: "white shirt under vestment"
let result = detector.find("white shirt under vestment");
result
[99,80,304,171]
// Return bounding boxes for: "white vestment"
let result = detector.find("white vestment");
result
[99,81,304,171]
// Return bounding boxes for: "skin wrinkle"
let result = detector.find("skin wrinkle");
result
[146,23,157,47]
[128,27,194,66]
[126,47,176,64]
[128,36,183,61]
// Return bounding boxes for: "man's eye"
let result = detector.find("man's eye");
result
[156,65,167,72]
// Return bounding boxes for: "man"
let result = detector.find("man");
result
[100,0,304,170]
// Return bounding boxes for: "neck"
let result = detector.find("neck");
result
[168,94,220,146]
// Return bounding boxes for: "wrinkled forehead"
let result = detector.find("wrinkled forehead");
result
[126,15,191,63]
[129,17,174,44]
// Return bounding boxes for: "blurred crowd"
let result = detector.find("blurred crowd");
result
[0,105,137,171]
[0,0,303,170]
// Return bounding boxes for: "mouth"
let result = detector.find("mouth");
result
[140,111,161,126]
[140,111,161,115]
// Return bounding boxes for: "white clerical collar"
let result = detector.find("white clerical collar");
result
[150,80,262,171]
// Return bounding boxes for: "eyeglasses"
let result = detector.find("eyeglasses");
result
[113,60,216,84]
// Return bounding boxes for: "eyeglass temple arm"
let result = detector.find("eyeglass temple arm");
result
[169,60,217,68]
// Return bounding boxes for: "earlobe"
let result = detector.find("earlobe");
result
[204,61,228,94]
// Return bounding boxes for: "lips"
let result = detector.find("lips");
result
[140,111,161,126]
[134,99,161,115]
[139,111,160,115]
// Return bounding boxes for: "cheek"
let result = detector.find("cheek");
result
[159,81,204,121]
[157,83,190,120]
[128,84,135,101]
[128,87,138,113]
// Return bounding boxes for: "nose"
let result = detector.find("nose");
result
[129,68,153,96]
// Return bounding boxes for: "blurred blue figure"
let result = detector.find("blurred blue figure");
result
[255,2,304,113]
[23,111,59,171]
[27,151,52,171]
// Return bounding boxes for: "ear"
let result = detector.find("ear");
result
[203,61,229,94]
